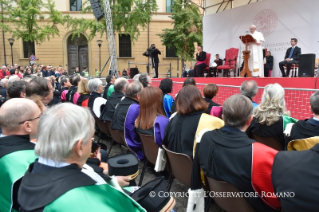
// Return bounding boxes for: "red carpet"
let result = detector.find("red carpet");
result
[151,77,319,120]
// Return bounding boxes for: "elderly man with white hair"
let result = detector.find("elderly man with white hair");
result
[17,103,145,212]
[0,98,41,212]
[0,78,8,106]
[248,25,265,77]
[88,78,106,118]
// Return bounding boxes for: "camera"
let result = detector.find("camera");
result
[142,46,155,57]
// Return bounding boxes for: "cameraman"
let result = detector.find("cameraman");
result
[150,44,161,78]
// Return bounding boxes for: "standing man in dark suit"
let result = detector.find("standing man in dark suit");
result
[279,38,301,77]
[264,51,273,77]
[150,44,161,78]
[194,46,207,77]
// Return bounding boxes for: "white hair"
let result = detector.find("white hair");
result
[87,78,102,93]
[250,25,256,28]
[35,103,94,162]
[8,75,19,83]
[133,74,141,82]
[0,78,8,87]
[253,83,286,126]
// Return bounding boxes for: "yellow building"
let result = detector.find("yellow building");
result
[0,0,260,77]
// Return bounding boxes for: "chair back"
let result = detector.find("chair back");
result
[138,133,159,165]
[205,53,211,67]
[224,48,239,67]
[206,176,255,212]
[162,145,193,188]
[251,133,283,151]
[94,116,110,135]
[106,121,125,145]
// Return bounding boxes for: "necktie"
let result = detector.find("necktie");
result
[288,47,294,58]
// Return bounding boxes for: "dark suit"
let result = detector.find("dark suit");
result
[194,51,207,77]
[264,56,273,77]
[279,46,301,77]
[209,58,223,77]
[151,48,161,78]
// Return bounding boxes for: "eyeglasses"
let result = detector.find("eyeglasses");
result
[18,113,42,125]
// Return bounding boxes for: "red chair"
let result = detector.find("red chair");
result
[217,48,239,77]
[203,53,211,77]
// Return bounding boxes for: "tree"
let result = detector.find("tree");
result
[157,0,202,67]
[0,0,64,59]
[64,0,158,42]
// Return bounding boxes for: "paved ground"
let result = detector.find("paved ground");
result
[97,135,225,212]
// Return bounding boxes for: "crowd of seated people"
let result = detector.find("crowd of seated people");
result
[2,66,319,212]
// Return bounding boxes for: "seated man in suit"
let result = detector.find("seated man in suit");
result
[264,51,273,77]
[100,78,129,122]
[209,54,223,77]
[188,94,281,212]
[272,143,319,212]
[285,91,319,147]
[18,103,145,212]
[279,38,301,77]
[111,81,144,159]
[0,98,40,212]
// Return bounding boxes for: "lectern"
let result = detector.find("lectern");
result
[239,35,256,77]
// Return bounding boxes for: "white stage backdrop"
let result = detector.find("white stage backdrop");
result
[203,0,319,77]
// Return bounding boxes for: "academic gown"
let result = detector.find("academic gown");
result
[272,144,319,212]
[0,135,37,212]
[162,111,224,159]
[76,94,90,107]
[136,115,169,146]
[189,126,281,212]
[111,97,143,159]
[100,92,125,122]
[204,98,220,115]
[289,118,319,142]
[18,161,145,212]
[162,94,174,118]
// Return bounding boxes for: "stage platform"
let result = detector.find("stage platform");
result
[151,77,319,120]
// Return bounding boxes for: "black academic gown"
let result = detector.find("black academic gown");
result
[18,161,96,212]
[193,126,280,212]
[204,97,220,114]
[246,117,285,148]
[272,144,319,212]
[162,111,203,159]
[289,118,319,141]
[100,92,124,122]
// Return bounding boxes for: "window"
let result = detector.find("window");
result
[70,0,82,11]
[166,45,177,57]
[119,34,132,57]
[166,0,172,12]
[23,41,35,58]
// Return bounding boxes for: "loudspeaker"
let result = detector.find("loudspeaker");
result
[130,68,139,79]
[90,0,104,21]
[298,53,315,77]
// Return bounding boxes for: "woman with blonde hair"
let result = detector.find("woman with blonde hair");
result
[76,78,90,107]
[246,83,296,148]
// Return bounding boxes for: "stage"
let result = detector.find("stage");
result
[151,77,319,120]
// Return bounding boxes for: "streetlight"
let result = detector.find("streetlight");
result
[97,40,103,77]
[8,38,15,65]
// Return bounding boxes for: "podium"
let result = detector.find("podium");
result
[239,35,256,77]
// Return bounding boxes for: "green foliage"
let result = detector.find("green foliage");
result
[0,0,64,56]
[64,0,158,42]
[157,0,202,62]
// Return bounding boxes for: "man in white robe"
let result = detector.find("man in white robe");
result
[248,25,265,77]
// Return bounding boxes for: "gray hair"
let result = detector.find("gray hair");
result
[240,80,258,98]
[250,25,256,29]
[253,83,286,126]
[0,98,38,133]
[35,103,94,162]
[125,81,142,99]
[0,78,8,87]
[87,78,102,93]
[114,77,128,93]
[223,94,253,129]
[9,75,19,83]
[139,73,150,88]
[310,91,319,115]
[133,74,141,82]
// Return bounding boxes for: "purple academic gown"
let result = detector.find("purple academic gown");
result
[153,116,169,146]
[124,104,143,159]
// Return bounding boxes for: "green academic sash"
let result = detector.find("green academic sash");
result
[282,114,298,130]
[0,150,37,212]
[44,184,146,212]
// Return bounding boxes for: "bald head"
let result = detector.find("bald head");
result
[0,98,41,138]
